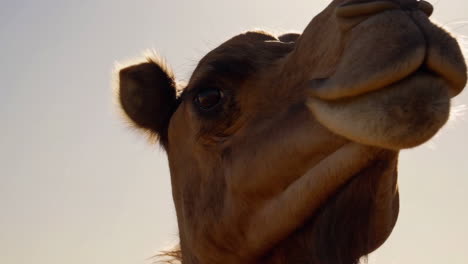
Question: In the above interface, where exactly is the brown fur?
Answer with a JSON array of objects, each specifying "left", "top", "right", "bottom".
[{"left": 117, "top": 1, "right": 466, "bottom": 263}]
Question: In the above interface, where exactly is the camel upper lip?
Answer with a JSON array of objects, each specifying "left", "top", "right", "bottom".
[
  {"left": 307, "top": 10, "right": 467, "bottom": 101},
  {"left": 306, "top": 57, "right": 462, "bottom": 102}
]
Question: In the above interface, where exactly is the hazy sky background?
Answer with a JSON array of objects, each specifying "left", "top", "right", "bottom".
[{"left": 1, "top": 1, "right": 467, "bottom": 264}]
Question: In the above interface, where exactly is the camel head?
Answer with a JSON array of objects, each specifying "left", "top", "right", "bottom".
[{"left": 117, "top": 0, "right": 467, "bottom": 263}]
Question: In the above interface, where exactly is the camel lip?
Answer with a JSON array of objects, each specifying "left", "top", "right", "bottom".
[
  {"left": 306, "top": 71, "right": 451, "bottom": 150},
  {"left": 307, "top": 62, "right": 462, "bottom": 102},
  {"left": 307, "top": 7, "right": 467, "bottom": 102},
  {"left": 364, "top": 64, "right": 460, "bottom": 99}
]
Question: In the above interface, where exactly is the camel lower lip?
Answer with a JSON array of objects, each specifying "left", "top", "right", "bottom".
[{"left": 307, "top": 72, "right": 451, "bottom": 150}]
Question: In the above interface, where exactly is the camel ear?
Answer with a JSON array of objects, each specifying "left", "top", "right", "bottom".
[
  {"left": 278, "top": 33, "right": 300, "bottom": 43},
  {"left": 118, "top": 57, "right": 178, "bottom": 145}
]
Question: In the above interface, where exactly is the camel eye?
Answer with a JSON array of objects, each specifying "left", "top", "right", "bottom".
[{"left": 194, "top": 88, "right": 224, "bottom": 110}]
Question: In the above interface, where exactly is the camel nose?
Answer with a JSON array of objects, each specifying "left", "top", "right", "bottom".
[{"left": 336, "top": 0, "right": 433, "bottom": 19}]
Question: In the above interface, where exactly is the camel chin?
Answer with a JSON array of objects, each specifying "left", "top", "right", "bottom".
[{"left": 307, "top": 72, "right": 451, "bottom": 150}]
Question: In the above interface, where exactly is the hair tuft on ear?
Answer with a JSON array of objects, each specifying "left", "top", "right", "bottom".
[{"left": 117, "top": 53, "right": 178, "bottom": 147}]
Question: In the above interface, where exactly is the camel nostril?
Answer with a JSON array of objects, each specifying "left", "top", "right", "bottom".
[
  {"left": 336, "top": 1, "right": 399, "bottom": 18},
  {"left": 418, "top": 1, "right": 434, "bottom": 17}
]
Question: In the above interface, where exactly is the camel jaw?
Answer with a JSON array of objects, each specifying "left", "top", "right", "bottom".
[{"left": 303, "top": 10, "right": 466, "bottom": 150}]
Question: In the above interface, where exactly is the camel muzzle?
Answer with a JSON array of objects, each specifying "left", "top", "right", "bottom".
[{"left": 285, "top": 0, "right": 467, "bottom": 150}]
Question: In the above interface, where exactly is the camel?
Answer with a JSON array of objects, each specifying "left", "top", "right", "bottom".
[{"left": 116, "top": 0, "right": 467, "bottom": 263}]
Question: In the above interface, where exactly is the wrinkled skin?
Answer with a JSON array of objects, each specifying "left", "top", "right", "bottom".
[{"left": 117, "top": 0, "right": 466, "bottom": 263}]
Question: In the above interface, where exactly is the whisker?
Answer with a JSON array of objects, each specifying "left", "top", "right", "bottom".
[{"left": 449, "top": 104, "right": 468, "bottom": 123}]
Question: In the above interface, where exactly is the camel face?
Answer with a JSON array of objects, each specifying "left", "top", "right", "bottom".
[{"left": 118, "top": 1, "right": 466, "bottom": 263}]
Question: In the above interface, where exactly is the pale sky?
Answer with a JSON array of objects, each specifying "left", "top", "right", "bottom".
[{"left": 1, "top": 1, "right": 467, "bottom": 264}]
